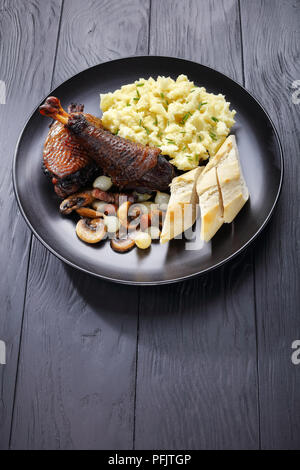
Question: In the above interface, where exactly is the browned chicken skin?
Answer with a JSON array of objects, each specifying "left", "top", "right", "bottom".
[
  {"left": 42, "top": 102, "right": 102, "bottom": 197},
  {"left": 40, "top": 97, "right": 175, "bottom": 194}
]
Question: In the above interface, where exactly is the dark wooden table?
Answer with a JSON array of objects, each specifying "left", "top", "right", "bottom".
[{"left": 0, "top": 0, "right": 299, "bottom": 450}]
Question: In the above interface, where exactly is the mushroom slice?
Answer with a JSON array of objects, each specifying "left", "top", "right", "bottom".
[
  {"left": 60, "top": 190, "right": 94, "bottom": 215},
  {"left": 117, "top": 201, "right": 132, "bottom": 228},
  {"left": 110, "top": 234, "right": 135, "bottom": 253},
  {"left": 76, "top": 218, "right": 106, "bottom": 244},
  {"left": 76, "top": 207, "right": 104, "bottom": 218}
]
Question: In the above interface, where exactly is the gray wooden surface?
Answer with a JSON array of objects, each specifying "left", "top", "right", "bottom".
[{"left": 0, "top": 0, "right": 299, "bottom": 450}]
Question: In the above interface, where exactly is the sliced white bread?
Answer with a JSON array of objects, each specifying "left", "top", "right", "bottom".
[
  {"left": 203, "top": 134, "right": 235, "bottom": 173},
  {"left": 196, "top": 135, "right": 249, "bottom": 238},
  {"left": 215, "top": 136, "right": 249, "bottom": 223},
  {"left": 196, "top": 167, "right": 224, "bottom": 242},
  {"left": 160, "top": 167, "right": 204, "bottom": 244}
]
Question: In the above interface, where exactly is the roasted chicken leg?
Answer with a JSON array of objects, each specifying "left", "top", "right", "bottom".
[
  {"left": 42, "top": 101, "right": 103, "bottom": 197},
  {"left": 40, "top": 97, "right": 174, "bottom": 192}
]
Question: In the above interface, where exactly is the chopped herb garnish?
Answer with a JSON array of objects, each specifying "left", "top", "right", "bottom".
[
  {"left": 198, "top": 135, "right": 203, "bottom": 141},
  {"left": 167, "top": 120, "right": 169, "bottom": 126},
  {"left": 209, "top": 131, "right": 217, "bottom": 141},
  {"left": 143, "top": 126, "right": 150, "bottom": 135},
  {"left": 180, "top": 131, "right": 186, "bottom": 135},
  {"left": 157, "top": 131, "right": 163, "bottom": 137},
  {"left": 126, "top": 102, "right": 131, "bottom": 106},
  {"left": 166, "top": 138, "right": 176, "bottom": 145},
  {"left": 198, "top": 101, "right": 208, "bottom": 110},
  {"left": 133, "top": 97, "right": 139, "bottom": 102},
  {"left": 180, "top": 112, "right": 192, "bottom": 125},
  {"left": 211, "top": 116, "right": 219, "bottom": 123},
  {"left": 136, "top": 89, "right": 140, "bottom": 98},
  {"left": 160, "top": 92, "right": 169, "bottom": 108},
  {"left": 153, "top": 117, "right": 158, "bottom": 125},
  {"left": 182, "top": 145, "right": 187, "bottom": 151},
  {"left": 114, "top": 129, "right": 119, "bottom": 135},
  {"left": 136, "top": 83, "right": 144, "bottom": 87}
]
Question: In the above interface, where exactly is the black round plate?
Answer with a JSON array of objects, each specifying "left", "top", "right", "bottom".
[{"left": 13, "top": 56, "right": 283, "bottom": 285}]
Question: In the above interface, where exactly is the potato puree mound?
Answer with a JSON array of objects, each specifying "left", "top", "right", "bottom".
[{"left": 100, "top": 75, "right": 236, "bottom": 171}]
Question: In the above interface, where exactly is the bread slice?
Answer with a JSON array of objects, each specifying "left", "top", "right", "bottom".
[
  {"left": 215, "top": 136, "right": 249, "bottom": 223},
  {"left": 160, "top": 167, "right": 204, "bottom": 244},
  {"left": 203, "top": 135, "right": 235, "bottom": 173},
  {"left": 196, "top": 167, "right": 224, "bottom": 242},
  {"left": 196, "top": 135, "right": 249, "bottom": 241}
]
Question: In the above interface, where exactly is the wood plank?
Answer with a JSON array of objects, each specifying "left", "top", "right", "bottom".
[
  {"left": 241, "top": 0, "right": 300, "bottom": 449},
  {"left": 53, "top": 0, "right": 150, "bottom": 88},
  {"left": 134, "top": 0, "right": 259, "bottom": 450},
  {"left": 0, "top": 0, "right": 62, "bottom": 450},
  {"left": 10, "top": 0, "right": 150, "bottom": 450}
]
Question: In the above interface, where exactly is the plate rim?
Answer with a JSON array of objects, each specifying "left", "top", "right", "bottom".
[{"left": 12, "top": 55, "right": 284, "bottom": 286}]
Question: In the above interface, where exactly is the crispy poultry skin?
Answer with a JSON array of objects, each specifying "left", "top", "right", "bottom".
[
  {"left": 40, "top": 97, "right": 175, "bottom": 193},
  {"left": 42, "top": 103, "right": 102, "bottom": 198}
]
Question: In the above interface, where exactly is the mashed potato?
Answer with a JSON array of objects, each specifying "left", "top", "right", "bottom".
[{"left": 100, "top": 75, "right": 236, "bottom": 171}]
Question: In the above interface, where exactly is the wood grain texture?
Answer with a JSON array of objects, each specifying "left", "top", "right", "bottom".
[
  {"left": 11, "top": 244, "right": 140, "bottom": 449},
  {"left": 10, "top": 0, "right": 150, "bottom": 450},
  {"left": 4, "top": 0, "right": 299, "bottom": 451},
  {"left": 241, "top": 0, "right": 300, "bottom": 449},
  {"left": 53, "top": 0, "right": 150, "bottom": 88},
  {"left": 134, "top": 0, "right": 259, "bottom": 450},
  {"left": 0, "top": 0, "right": 62, "bottom": 450},
  {"left": 149, "top": 0, "right": 243, "bottom": 81}
]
